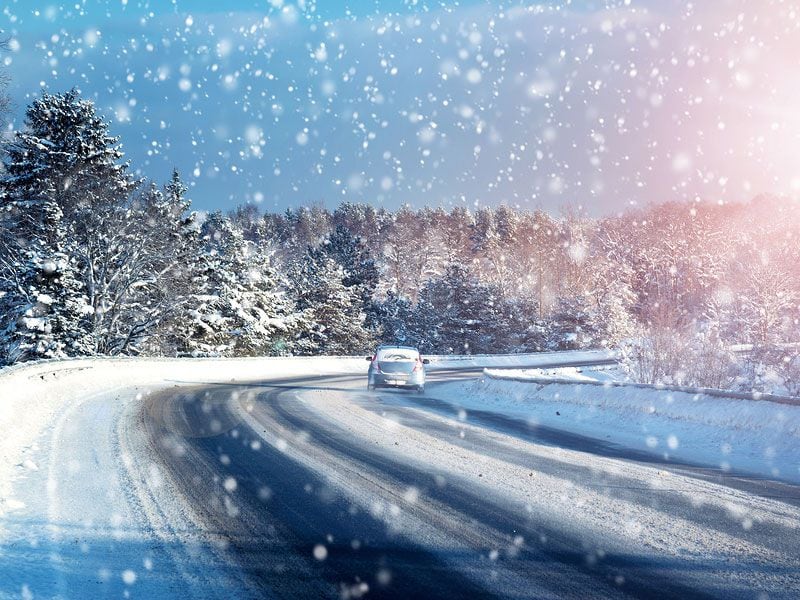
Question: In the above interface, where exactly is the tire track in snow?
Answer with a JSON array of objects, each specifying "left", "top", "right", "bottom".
[
  {"left": 258, "top": 386, "right": 722, "bottom": 599},
  {"left": 143, "top": 381, "right": 498, "bottom": 599},
  {"left": 357, "top": 389, "right": 800, "bottom": 553},
  {"left": 278, "top": 376, "right": 800, "bottom": 599},
  {"left": 119, "top": 387, "right": 260, "bottom": 599},
  {"left": 139, "top": 371, "right": 800, "bottom": 599},
  {"left": 240, "top": 388, "right": 606, "bottom": 599}
]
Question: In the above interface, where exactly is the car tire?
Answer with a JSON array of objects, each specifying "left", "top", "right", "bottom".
[{"left": 417, "top": 386, "right": 424, "bottom": 394}]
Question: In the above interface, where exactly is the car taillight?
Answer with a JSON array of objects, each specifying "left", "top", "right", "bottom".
[
  {"left": 373, "top": 359, "right": 382, "bottom": 373},
  {"left": 412, "top": 359, "right": 422, "bottom": 372}
]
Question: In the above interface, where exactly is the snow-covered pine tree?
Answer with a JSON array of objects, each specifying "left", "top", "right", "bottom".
[
  {"left": 320, "top": 223, "right": 381, "bottom": 336},
  {"left": 100, "top": 171, "right": 200, "bottom": 355},
  {"left": 501, "top": 293, "right": 547, "bottom": 353},
  {"left": 177, "top": 212, "right": 295, "bottom": 356},
  {"left": 172, "top": 212, "right": 237, "bottom": 355},
  {"left": 0, "top": 194, "right": 92, "bottom": 363},
  {"left": 289, "top": 246, "right": 373, "bottom": 356},
  {"left": 233, "top": 244, "right": 298, "bottom": 357},
  {"left": 374, "top": 291, "right": 415, "bottom": 345},
  {"left": 323, "top": 224, "right": 379, "bottom": 300},
  {"left": 545, "top": 295, "right": 595, "bottom": 350},
  {"left": 0, "top": 92, "right": 123, "bottom": 362},
  {"left": 6, "top": 90, "right": 136, "bottom": 239},
  {"left": 0, "top": 90, "right": 143, "bottom": 360},
  {"left": 331, "top": 202, "right": 388, "bottom": 256},
  {"left": 412, "top": 263, "right": 497, "bottom": 355},
  {"left": 408, "top": 283, "right": 447, "bottom": 354}
]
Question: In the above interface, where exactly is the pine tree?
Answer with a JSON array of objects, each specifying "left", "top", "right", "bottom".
[
  {"left": 4, "top": 90, "right": 136, "bottom": 230},
  {"left": 375, "top": 291, "right": 415, "bottom": 345},
  {"left": 413, "top": 264, "right": 497, "bottom": 354},
  {"left": 176, "top": 213, "right": 295, "bottom": 356},
  {"left": 289, "top": 247, "right": 373, "bottom": 355},
  {"left": 0, "top": 90, "right": 146, "bottom": 361},
  {"left": 0, "top": 196, "right": 91, "bottom": 362},
  {"left": 175, "top": 213, "right": 238, "bottom": 355},
  {"left": 546, "top": 295, "right": 595, "bottom": 350},
  {"left": 0, "top": 91, "right": 127, "bottom": 361},
  {"left": 321, "top": 223, "right": 381, "bottom": 335},
  {"left": 502, "top": 293, "right": 547, "bottom": 353},
  {"left": 233, "top": 245, "right": 298, "bottom": 357}
]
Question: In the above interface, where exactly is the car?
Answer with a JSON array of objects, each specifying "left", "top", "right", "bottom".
[{"left": 366, "top": 345, "right": 430, "bottom": 392}]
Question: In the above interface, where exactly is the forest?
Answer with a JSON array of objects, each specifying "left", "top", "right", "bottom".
[{"left": 1, "top": 90, "right": 798, "bottom": 395}]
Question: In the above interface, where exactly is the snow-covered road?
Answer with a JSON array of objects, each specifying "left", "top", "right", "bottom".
[{"left": 1, "top": 356, "right": 799, "bottom": 599}]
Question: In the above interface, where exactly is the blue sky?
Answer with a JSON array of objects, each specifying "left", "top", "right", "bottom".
[{"left": 2, "top": 1, "right": 799, "bottom": 215}]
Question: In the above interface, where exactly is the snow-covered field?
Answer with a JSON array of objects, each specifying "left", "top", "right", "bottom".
[{"left": 433, "top": 367, "right": 800, "bottom": 484}]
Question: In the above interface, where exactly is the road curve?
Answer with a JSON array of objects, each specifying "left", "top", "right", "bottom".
[{"left": 138, "top": 369, "right": 800, "bottom": 599}]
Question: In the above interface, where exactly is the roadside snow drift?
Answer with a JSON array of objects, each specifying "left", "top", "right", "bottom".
[
  {"left": 427, "top": 349, "right": 614, "bottom": 370},
  {"left": 0, "top": 356, "right": 365, "bottom": 508},
  {"left": 437, "top": 368, "right": 800, "bottom": 484}
]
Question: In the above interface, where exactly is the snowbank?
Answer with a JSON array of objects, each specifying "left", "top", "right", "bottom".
[
  {"left": 487, "top": 366, "right": 800, "bottom": 406},
  {"left": 487, "top": 364, "right": 623, "bottom": 383},
  {"left": 436, "top": 369, "right": 800, "bottom": 484},
  {"left": 0, "top": 356, "right": 365, "bottom": 515}
]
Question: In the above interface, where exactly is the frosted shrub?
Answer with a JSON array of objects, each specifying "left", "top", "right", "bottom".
[
  {"left": 740, "top": 345, "right": 800, "bottom": 397},
  {"left": 623, "top": 326, "right": 736, "bottom": 389},
  {"left": 685, "top": 329, "right": 738, "bottom": 390},
  {"left": 621, "top": 327, "right": 690, "bottom": 385}
]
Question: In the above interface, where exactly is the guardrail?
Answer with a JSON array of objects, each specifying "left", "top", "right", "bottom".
[{"left": 0, "top": 354, "right": 370, "bottom": 386}]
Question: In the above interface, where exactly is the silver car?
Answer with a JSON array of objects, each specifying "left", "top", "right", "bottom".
[{"left": 366, "top": 345, "right": 430, "bottom": 392}]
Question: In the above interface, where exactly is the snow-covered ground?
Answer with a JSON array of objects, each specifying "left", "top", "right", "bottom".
[
  {"left": 1, "top": 351, "right": 799, "bottom": 597},
  {"left": 1, "top": 350, "right": 590, "bottom": 539},
  {"left": 0, "top": 356, "right": 371, "bottom": 598},
  {"left": 0, "top": 351, "right": 608, "bottom": 534},
  {"left": 432, "top": 367, "right": 800, "bottom": 484}
]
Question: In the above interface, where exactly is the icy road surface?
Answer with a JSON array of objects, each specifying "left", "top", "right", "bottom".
[{"left": 2, "top": 362, "right": 799, "bottom": 599}]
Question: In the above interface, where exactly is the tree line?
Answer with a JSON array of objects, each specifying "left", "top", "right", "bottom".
[{"left": 1, "top": 90, "right": 798, "bottom": 394}]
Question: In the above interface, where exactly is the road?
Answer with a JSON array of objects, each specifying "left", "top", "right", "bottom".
[{"left": 135, "top": 367, "right": 800, "bottom": 599}]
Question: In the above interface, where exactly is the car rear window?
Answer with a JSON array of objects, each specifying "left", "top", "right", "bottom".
[{"left": 377, "top": 348, "right": 419, "bottom": 361}]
